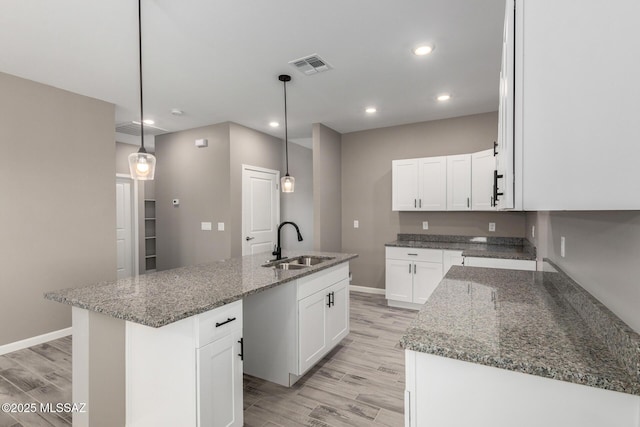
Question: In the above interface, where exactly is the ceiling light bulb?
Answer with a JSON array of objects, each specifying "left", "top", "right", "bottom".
[
  {"left": 269, "top": 121, "right": 280, "bottom": 127},
  {"left": 136, "top": 157, "right": 150, "bottom": 174},
  {"left": 365, "top": 107, "right": 377, "bottom": 114},
  {"left": 437, "top": 94, "right": 451, "bottom": 101},
  {"left": 143, "top": 119, "right": 155, "bottom": 125},
  {"left": 413, "top": 45, "right": 434, "bottom": 56}
]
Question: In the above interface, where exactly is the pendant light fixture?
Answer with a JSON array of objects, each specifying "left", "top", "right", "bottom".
[
  {"left": 128, "top": 0, "right": 156, "bottom": 180},
  {"left": 279, "top": 74, "right": 294, "bottom": 193}
]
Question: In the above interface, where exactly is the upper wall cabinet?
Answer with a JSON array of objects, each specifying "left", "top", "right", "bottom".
[
  {"left": 447, "top": 154, "right": 471, "bottom": 211},
  {"left": 471, "top": 149, "right": 496, "bottom": 211},
  {"left": 392, "top": 150, "right": 495, "bottom": 212},
  {"left": 392, "top": 157, "right": 447, "bottom": 211},
  {"left": 497, "top": 0, "right": 640, "bottom": 210}
]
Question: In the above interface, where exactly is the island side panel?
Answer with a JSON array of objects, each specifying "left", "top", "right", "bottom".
[{"left": 72, "top": 307, "right": 125, "bottom": 427}]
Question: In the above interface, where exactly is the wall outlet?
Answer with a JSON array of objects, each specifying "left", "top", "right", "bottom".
[
  {"left": 532, "top": 225, "right": 535, "bottom": 238},
  {"left": 353, "top": 220, "right": 359, "bottom": 229},
  {"left": 422, "top": 221, "right": 429, "bottom": 230},
  {"left": 195, "top": 138, "right": 208, "bottom": 148},
  {"left": 560, "top": 236, "right": 566, "bottom": 257},
  {"left": 201, "top": 222, "right": 212, "bottom": 231},
  {"left": 217, "top": 222, "right": 225, "bottom": 231},
  {"left": 489, "top": 222, "right": 496, "bottom": 232}
]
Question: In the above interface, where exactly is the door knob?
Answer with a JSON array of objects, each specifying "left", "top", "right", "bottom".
[{"left": 245, "top": 236, "right": 255, "bottom": 241}]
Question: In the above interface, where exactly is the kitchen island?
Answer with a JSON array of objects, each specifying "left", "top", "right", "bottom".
[
  {"left": 45, "top": 250, "right": 356, "bottom": 427},
  {"left": 401, "top": 262, "right": 640, "bottom": 426}
]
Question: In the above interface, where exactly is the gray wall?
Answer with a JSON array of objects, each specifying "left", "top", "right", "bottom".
[
  {"left": 312, "top": 123, "right": 343, "bottom": 252},
  {"left": 0, "top": 72, "right": 116, "bottom": 346},
  {"left": 229, "top": 123, "right": 283, "bottom": 257},
  {"left": 154, "top": 123, "right": 232, "bottom": 270},
  {"left": 341, "top": 112, "right": 526, "bottom": 289},
  {"left": 281, "top": 143, "right": 314, "bottom": 251},
  {"left": 154, "top": 122, "right": 284, "bottom": 269},
  {"left": 526, "top": 211, "right": 640, "bottom": 333}
]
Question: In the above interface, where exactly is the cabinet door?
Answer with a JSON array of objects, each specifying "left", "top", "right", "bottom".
[
  {"left": 413, "top": 261, "right": 444, "bottom": 304},
  {"left": 298, "top": 290, "right": 329, "bottom": 374},
  {"left": 327, "top": 279, "right": 349, "bottom": 348},
  {"left": 197, "top": 330, "right": 243, "bottom": 427},
  {"left": 446, "top": 154, "right": 472, "bottom": 211},
  {"left": 392, "top": 159, "right": 419, "bottom": 211},
  {"left": 385, "top": 259, "right": 413, "bottom": 302},
  {"left": 471, "top": 149, "right": 497, "bottom": 210},
  {"left": 418, "top": 157, "right": 447, "bottom": 210},
  {"left": 443, "top": 251, "right": 464, "bottom": 275}
]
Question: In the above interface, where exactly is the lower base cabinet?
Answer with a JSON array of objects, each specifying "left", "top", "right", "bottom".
[
  {"left": 405, "top": 350, "right": 640, "bottom": 427},
  {"left": 126, "top": 300, "right": 244, "bottom": 427},
  {"left": 385, "top": 248, "right": 463, "bottom": 309},
  {"left": 244, "top": 263, "right": 350, "bottom": 387}
]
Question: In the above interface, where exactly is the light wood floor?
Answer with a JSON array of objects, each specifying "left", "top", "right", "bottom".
[{"left": 0, "top": 291, "right": 414, "bottom": 427}]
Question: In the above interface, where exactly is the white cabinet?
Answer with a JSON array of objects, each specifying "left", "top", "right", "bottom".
[
  {"left": 197, "top": 330, "right": 243, "bottom": 427},
  {"left": 471, "top": 149, "right": 497, "bottom": 210},
  {"left": 419, "top": 157, "right": 447, "bottom": 210},
  {"left": 443, "top": 250, "right": 464, "bottom": 274},
  {"left": 243, "top": 263, "right": 350, "bottom": 387},
  {"left": 126, "top": 300, "right": 243, "bottom": 427},
  {"left": 392, "top": 157, "right": 446, "bottom": 211},
  {"left": 299, "top": 278, "right": 349, "bottom": 373},
  {"left": 392, "top": 150, "right": 497, "bottom": 212},
  {"left": 385, "top": 247, "right": 443, "bottom": 309},
  {"left": 498, "top": 0, "right": 640, "bottom": 210},
  {"left": 446, "top": 154, "right": 471, "bottom": 211}
]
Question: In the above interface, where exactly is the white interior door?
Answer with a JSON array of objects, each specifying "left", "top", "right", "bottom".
[
  {"left": 116, "top": 176, "right": 136, "bottom": 279},
  {"left": 242, "top": 165, "right": 280, "bottom": 256}
]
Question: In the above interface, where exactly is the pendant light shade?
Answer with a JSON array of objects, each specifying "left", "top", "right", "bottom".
[
  {"left": 129, "top": 0, "right": 156, "bottom": 181},
  {"left": 279, "top": 74, "right": 294, "bottom": 193}
]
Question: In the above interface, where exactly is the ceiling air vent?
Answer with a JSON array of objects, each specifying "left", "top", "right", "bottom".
[
  {"left": 289, "top": 54, "right": 332, "bottom": 75},
  {"left": 115, "top": 121, "right": 168, "bottom": 136}
]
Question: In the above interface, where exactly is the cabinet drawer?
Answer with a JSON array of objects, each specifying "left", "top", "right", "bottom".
[
  {"left": 386, "top": 247, "right": 442, "bottom": 263},
  {"left": 196, "top": 300, "right": 243, "bottom": 348},
  {"left": 297, "top": 263, "right": 349, "bottom": 301}
]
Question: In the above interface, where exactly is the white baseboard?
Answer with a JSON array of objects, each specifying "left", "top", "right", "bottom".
[
  {"left": 349, "top": 285, "right": 385, "bottom": 295},
  {"left": 0, "top": 327, "right": 72, "bottom": 356},
  {"left": 387, "top": 300, "right": 422, "bottom": 311}
]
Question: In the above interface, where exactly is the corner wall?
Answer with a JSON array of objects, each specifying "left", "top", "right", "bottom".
[
  {"left": 526, "top": 211, "right": 640, "bottom": 333},
  {"left": 312, "top": 123, "right": 342, "bottom": 252},
  {"left": 0, "top": 71, "right": 116, "bottom": 345},
  {"left": 340, "top": 112, "right": 526, "bottom": 290}
]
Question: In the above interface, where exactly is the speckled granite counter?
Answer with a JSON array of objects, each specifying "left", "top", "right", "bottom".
[
  {"left": 45, "top": 251, "right": 357, "bottom": 328},
  {"left": 386, "top": 234, "right": 536, "bottom": 260},
  {"left": 400, "top": 264, "right": 640, "bottom": 395}
]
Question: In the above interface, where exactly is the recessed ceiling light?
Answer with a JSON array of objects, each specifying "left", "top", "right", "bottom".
[
  {"left": 143, "top": 119, "right": 155, "bottom": 125},
  {"left": 437, "top": 94, "right": 451, "bottom": 101},
  {"left": 365, "top": 107, "right": 377, "bottom": 114},
  {"left": 269, "top": 121, "right": 280, "bottom": 127},
  {"left": 413, "top": 45, "right": 434, "bottom": 56}
]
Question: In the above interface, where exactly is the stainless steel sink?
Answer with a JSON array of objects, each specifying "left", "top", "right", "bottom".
[
  {"left": 286, "top": 255, "right": 335, "bottom": 266},
  {"left": 262, "top": 255, "right": 335, "bottom": 270}
]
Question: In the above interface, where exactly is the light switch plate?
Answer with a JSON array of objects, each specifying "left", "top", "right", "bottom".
[
  {"left": 561, "top": 236, "right": 566, "bottom": 257},
  {"left": 532, "top": 225, "right": 535, "bottom": 238},
  {"left": 353, "top": 220, "right": 359, "bottom": 229},
  {"left": 422, "top": 221, "right": 429, "bottom": 230},
  {"left": 201, "top": 222, "right": 212, "bottom": 231},
  {"left": 489, "top": 222, "right": 496, "bottom": 232},
  {"left": 217, "top": 222, "right": 224, "bottom": 231}
]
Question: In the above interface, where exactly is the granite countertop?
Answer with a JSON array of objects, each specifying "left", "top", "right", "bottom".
[
  {"left": 400, "top": 266, "right": 640, "bottom": 395},
  {"left": 45, "top": 251, "right": 357, "bottom": 328},
  {"left": 385, "top": 234, "right": 536, "bottom": 260}
]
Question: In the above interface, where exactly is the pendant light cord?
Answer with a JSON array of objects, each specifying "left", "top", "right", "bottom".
[
  {"left": 283, "top": 79, "right": 289, "bottom": 175},
  {"left": 138, "top": 0, "right": 145, "bottom": 151}
]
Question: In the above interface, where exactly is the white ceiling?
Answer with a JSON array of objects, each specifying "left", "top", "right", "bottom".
[{"left": 0, "top": 0, "right": 504, "bottom": 140}]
